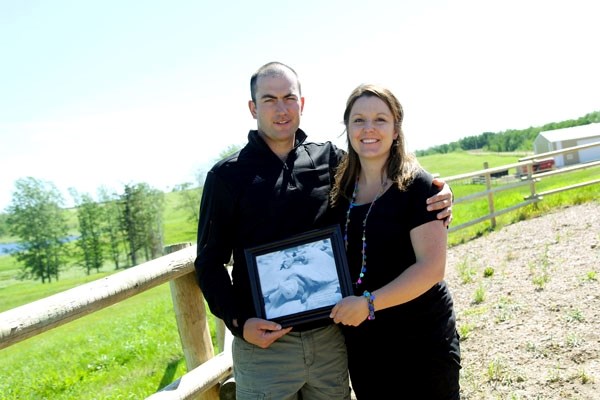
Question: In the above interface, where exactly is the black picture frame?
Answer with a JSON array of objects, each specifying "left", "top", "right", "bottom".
[{"left": 244, "top": 225, "right": 353, "bottom": 328}]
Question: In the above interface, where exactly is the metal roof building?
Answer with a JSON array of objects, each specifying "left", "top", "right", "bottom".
[{"left": 534, "top": 123, "right": 600, "bottom": 167}]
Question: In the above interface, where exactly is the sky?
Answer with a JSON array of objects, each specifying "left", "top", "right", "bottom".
[{"left": 1, "top": 0, "right": 599, "bottom": 211}]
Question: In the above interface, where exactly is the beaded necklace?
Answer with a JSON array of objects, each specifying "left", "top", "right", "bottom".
[{"left": 344, "top": 177, "right": 387, "bottom": 287}]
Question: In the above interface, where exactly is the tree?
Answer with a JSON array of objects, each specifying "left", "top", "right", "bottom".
[
  {"left": 119, "top": 183, "right": 165, "bottom": 266},
  {"left": 143, "top": 185, "right": 165, "bottom": 260},
  {"left": 0, "top": 213, "right": 8, "bottom": 237},
  {"left": 71, "top": 190, "right": 104, "bottom": 275},
  {"left": 6, "top": 177, "right": 69, "bottom": 283},
  {"left": 174, "top": 182, "right": 202, "bottom": 224},
  {"left": 218, "top": 144, "right": 241, "bottom": 160},
  {"left": 98, "top": 187, "right": 125, "bottom": 270}
]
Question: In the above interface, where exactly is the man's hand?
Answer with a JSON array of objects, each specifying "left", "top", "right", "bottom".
[
  {"left": 242, "top": 317, "right": 292, "bottom": 348},
  {"left": 428, "top": 178, "right": 453, "bottom": 228}
]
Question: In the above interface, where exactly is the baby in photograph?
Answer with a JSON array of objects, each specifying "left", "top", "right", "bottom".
[{"left": 262, "top": 244, "right": 341, "bottom": 319}]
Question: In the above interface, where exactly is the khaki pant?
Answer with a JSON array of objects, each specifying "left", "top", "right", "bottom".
[{"left": 232, "top": 324, "right": 351, "bottom": 400}]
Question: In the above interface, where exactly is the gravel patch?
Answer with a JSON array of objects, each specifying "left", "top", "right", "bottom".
[{"left": 446, "top": 201, "right": 600, "bottom": 399}]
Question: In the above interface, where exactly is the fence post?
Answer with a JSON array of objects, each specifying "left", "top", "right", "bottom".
[
  {"left": 483, "top": 162, "right": 496, "bottom": 229},
  {"left": 165, "top": 243, "right": 220, "bottom": 400},
  {"left": 527, "top": 162, "right": 537, "bottom": 198}
]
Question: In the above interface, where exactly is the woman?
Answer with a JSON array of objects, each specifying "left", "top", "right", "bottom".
[{"left": 330, "top": 84, "right": 461, "bottom": 399}]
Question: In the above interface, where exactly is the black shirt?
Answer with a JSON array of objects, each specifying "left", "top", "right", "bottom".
[
  {"left": 339, "top": 168, "right": 457, "bottom": 346},
  {"left": 194, "top": 129, "right": 344, "bottom": 337}
]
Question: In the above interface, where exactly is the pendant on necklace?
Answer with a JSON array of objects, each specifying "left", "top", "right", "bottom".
[{"left": 344, "top": 177, "right": 387, "bottom": 287}]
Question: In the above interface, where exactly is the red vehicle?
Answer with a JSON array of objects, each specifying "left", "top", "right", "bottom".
[{"left": 517, "top": 157, "right": 555, "bottom": 177}]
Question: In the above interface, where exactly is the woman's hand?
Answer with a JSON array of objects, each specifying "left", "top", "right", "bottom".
[{"left": 330, "top": 296, "right": 369, "bottom": 326}]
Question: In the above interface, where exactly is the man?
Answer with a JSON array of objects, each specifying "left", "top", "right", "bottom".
[{"left": 194, "top": 61, "right": 453, "bottom": 399}]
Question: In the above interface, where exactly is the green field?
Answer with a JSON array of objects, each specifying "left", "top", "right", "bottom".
[{"left": 0, "top": 151, "right": 598, "bottom": 399}]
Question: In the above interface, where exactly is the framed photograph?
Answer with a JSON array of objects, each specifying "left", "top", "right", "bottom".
[{"left": 244, "top": 225, "right": 353, "bottom": 328}]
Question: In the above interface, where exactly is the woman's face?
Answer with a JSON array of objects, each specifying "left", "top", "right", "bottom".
[{"left": 347, "top": 95, "right": 398, "bottom": 161}]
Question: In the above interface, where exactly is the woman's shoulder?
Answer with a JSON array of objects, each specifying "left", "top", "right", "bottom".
[
  {"left": 404, "top": 167, "right": 434, "bottom": 191},
  {"left": 414, "top": 166, "right": 434, "bottom": 181}
]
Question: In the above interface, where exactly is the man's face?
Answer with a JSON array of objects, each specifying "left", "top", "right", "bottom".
[{"left": 249, "top": 71, "right": 304, "bottom": 146}]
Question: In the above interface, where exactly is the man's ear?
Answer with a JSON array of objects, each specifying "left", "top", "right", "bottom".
[{"left": 248, "top": 100, "right": 257, "bottom": 119}]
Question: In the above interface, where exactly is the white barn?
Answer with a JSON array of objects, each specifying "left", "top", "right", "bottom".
[{"left": 534, "top": 123, "right": 600, "bottom": 167}]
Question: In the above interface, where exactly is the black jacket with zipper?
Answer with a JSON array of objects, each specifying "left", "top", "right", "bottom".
[{"left": 194, "top": 129, "right": 344, "bottom": 338}]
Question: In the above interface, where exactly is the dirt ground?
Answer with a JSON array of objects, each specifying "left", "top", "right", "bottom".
[{"left": 445, "top": 201, "right": 600, "bottom": 399}]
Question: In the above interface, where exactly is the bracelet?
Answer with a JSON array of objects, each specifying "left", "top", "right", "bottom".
[{"left": 363, "top": 290, "right": 376, "bottom": 320}]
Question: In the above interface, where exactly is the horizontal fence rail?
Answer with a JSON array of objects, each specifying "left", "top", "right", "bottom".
[
  {"left": 1, "top": 141, "right": 598, "bottom": 399},
  {"left": 0, "top": 246, "right": 197, "bottom": 350}
]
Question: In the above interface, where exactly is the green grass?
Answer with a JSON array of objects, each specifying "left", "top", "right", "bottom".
[
  {"left": 0, "top": 285, "right": 188, "bottom": 399},
  {"left": 161, "top": 190, "right": 200, "bottom": 245},
  {"left": 0, "top": 269, "right": 114, "bottom": 312},
  {"left": 419, "top": 150, "right": 531, "bottom": 177},
  {"left": 0, "top": 151, "right": 598, "bottom": 398},
  {"left": 0, "top": 254, "right": 20, "bottom": 287}
]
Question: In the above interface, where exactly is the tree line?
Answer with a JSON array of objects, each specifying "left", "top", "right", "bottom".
[
  {"left": 4, "top": 177, "right": 170, "bottom": 283},
  {"left": 0, "top": 145, "right": 245, "bottom": 284},
  {"left": 416, "top": 110, "right": 600, "bottom": 156}
]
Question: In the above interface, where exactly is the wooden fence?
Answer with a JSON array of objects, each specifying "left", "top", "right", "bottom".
[
  {"left": 441, "top": 141, "right": 600, "bottom": 233},
  {"left": 1, "top": 142, "right": 598, "bottom": 399},
  {"left": 0, "top": 243, "right": 231, "bottom": 400}
]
